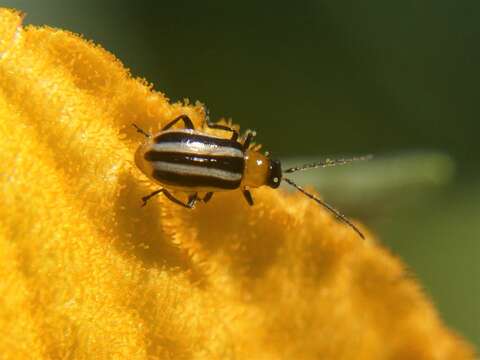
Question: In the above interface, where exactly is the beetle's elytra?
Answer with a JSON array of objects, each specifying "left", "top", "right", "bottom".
[{"left": 133, "top": 114, "right": 369, "bottom": 239}]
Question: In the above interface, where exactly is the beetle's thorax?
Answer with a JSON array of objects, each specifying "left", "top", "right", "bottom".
[{"left": 242, "top": 150, "right": 281, "bottom": 188}]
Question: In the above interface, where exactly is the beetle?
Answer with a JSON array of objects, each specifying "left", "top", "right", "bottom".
[{"left": 133, "top": 114, "right": 369, "bottom": 239}]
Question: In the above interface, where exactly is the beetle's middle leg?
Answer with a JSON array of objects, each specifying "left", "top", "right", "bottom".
[
  {"left": 202, "top": 105, "right": 240, "bottom": 141},
  {"left": 205, "top": 121, "right": 239, "bottom": 141},
  {"left": 141, "top": 188, "right": 163, "bottom": 206},
  {"left": 162, "top": 115, "right": 195, "bottom": 131}
]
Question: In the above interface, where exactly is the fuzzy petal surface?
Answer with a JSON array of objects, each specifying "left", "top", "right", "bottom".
[{"left": 0, "top": 8, "right": 474, "bottom": 360}]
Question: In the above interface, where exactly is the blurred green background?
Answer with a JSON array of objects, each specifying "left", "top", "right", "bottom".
[{"left": 5, "top": 0, "right": 479, "bottom": 347}]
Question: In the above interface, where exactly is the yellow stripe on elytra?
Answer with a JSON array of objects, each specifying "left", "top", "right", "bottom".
[{"left": 152, "top": 161, "right": 242, "bottom": 181}]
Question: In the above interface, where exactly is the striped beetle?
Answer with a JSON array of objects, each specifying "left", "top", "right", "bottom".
[{"left": 133, "top": 114, "right": 369, "bottom": 239}]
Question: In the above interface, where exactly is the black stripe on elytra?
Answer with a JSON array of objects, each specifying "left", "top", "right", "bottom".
[
  {"left": 144, "top": 151, "right": 245, "bottom": 174},
  {"left": 152, "top": 170, "right": 241, "bottom": 189},
  {"left": 154, "top": 131, "right": 243, "bottom": 151}
]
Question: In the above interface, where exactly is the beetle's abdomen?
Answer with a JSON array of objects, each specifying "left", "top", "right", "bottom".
[{"left": 145, "top": 130, "right": 245, "bottom": 190}]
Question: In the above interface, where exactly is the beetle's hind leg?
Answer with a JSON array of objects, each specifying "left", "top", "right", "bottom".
[
  {"left": 162, "top": 114, "right": 195, "bottom": 130},
  {"left": 141, "top": 189, "right": 198, "bottom": 209},
  {"left": 141, "top": 189, "right": 163, "bottom": 207}
]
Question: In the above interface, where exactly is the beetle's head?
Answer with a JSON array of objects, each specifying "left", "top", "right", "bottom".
[{"left": 266, "top": 159, "right": 282, "bottom": 188}]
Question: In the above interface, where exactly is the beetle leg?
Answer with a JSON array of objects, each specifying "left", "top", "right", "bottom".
[
  {"left": 132, "top": 123, "right": 151, "bottom": 138},
  {"left": 243, "top": 132, "right": 255, "bottom": 150},
  {"left": 142, "top": 189, "right": 197, "bottom": 209},
  {"left": 203, "top": 192, "right": 214, "bottom": 203},
  {"left": 163, "top": 191, "right": 198, "bottom": 209},
  {"left": 186, "top": 193, "right": 198, "bottom": 208},
  {"left": 141, "top": 188, "right": 163, "bottom": 206},
  {"left": 242, "top": 189, "right": 254, "bottom": 206},
  {"left": 206, "top": 121, "right": 239, "bottom": 141},
  {"left": 162, "top": 114, "right": 195, "bottom": 130}
]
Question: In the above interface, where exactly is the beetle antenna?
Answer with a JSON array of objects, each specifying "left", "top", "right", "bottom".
[
  {"left": 284, "top": 155, "right": 372, "bottom": 174},
  {"left": 283, "top": 177, "right": 365, "bottom": 239}
]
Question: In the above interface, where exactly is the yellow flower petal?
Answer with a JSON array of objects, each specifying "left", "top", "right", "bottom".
[{"left": 0, "top": 8, "right": 474, "bottom": 359}]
